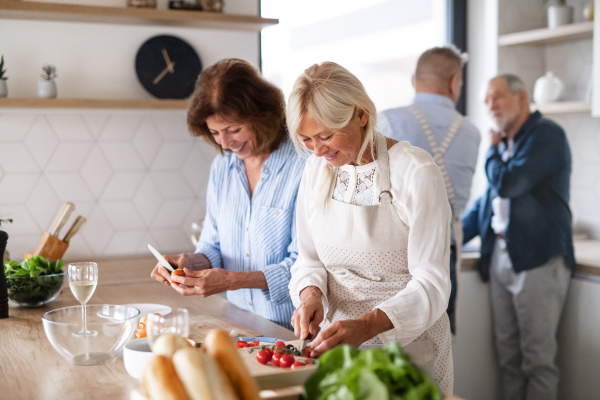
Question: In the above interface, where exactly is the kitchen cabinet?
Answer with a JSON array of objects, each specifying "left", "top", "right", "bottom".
[
  {"left": 0, "top": 0, "right": 277, "bottom": 109},
  {"left": 497, "top": 8, "right": 596, "bottom": 116}
]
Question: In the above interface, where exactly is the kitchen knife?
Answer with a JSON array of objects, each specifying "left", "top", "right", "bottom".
[
  {"left": 147, "top": 244, "right": 175, "bottom": 272},
  {"left": 62, "top": 216, "right": 86, "bottom": 244},
  {"left": 301, "top": 333, "right": 312, "bottom": 354},
  {"left": 48, "top": 202, "right": 75, "bottom": 237}
]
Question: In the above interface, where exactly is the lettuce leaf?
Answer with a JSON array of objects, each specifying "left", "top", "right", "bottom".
[{"left": 303, "top": 342, "right": 443, "bottom": 400}]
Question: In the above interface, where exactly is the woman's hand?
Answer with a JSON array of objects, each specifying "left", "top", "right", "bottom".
[
  {"left": 308, "top": 309, "right": 393, "bottom": 357},
  {"left": 291, "top": 286, "right": 325, "bottom": 341},
  {"left": 169, "top": 268, "right": 232, "bottom": 297},
  {"left": 150, "top": 253, "right": 210, "bottom": 286}
]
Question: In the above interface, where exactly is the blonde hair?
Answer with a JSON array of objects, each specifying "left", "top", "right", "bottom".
[{"left": 286, "top": 62, "right": 378, "bottom": 209}]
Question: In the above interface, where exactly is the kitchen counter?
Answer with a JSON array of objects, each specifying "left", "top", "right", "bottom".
[
  {"left": 0, "top": 256, "right": 296, "bottom": 400},
  {"left": 461, "top": 239, "right": 600, "bottom": 276}
]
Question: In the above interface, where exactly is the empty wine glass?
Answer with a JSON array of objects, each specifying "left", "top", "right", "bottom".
[
  {"left": 146, "top": 308, "right": 190, "bottom": 349},
  {"left": 68, "top": 262, "right": 98, "bottom": 337}
]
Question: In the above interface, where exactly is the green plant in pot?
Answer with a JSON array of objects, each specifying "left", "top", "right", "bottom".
[
  {"left": 0, "top": 55, "right": 8, "bottom": 98},
  {"left": 38, "top": 64, "right": 58, "bottom": 98}
]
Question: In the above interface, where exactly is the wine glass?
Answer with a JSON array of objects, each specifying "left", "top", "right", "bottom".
[
  {"left": 190, "top": 220, "right": 204, "bottom": 246},
  {"left": 68, "top": 262, "right": 99, "bottom": 337},
  {"left": 146, "top": 308, "right": 190, "bottom": 349}
]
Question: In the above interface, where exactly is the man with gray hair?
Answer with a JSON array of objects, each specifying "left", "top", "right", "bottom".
[
  {"left": 381, "top": 46, "right": 481, "bottom": 333},
  {"left": 462, "top": 74, "right": 574, "bottom": 399}
]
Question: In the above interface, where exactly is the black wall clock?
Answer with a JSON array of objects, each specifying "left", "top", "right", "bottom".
[{"left": 135, "top": 35, "right": 202, "bottom": 99}]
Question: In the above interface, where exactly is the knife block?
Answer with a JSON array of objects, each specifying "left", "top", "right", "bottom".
[{"left": 33, "top": 232, "right": 68, "bottom": 261}]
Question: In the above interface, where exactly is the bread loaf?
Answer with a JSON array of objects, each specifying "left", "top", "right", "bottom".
[{"left": 142, "top": 354, "right": 190, "bottom": 400}]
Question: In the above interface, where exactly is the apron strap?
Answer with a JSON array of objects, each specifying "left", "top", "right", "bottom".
[
  {"left": 408, "top": 106, "right": 464, "bottom": 270},
  {"left": 374, "top": 132, "right": 393, "bottom": 204}
]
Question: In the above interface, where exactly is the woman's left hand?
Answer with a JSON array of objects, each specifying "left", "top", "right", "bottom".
[
  {"left": 169, "top": 268, "right": 231, "bottom": 297},
  {"left": 308, "top": 319, "right": 372, "bottom": 357}
]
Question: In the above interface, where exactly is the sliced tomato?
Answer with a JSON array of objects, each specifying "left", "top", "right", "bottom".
[
  {"left": 291, "top": 361, "right": 304, "bottom": 369},
  {"left": 250, "top": 339, "right": 260, "bottom": 347},
  {"left": 279, "top": 354, "right": 295, "bottom": 368},
  {"left": 235, "top": 340, "right": 248, "bottom": 348}
]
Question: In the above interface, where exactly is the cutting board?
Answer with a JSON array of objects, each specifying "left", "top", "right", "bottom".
[
  {"left": 188, "top": 315, "right": 262, "bottom": 345},
  {"left": 239, "top": 339, "right": 317, "bottom": 397}
]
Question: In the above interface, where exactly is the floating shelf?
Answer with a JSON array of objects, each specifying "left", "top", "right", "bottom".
[
  {"left": 498, "top": 21, "right": 593, "bottom": 47},
  {"left": 0, "top": 0, "right": 278, "bottom": 31},
  {"left": 0, "top": 98, "right": 189, "bottom": 109},
  {"left": 530, "top": 101, "right": 591, "bottom": 114}
]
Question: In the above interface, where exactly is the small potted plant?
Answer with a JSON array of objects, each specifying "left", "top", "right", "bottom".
[
  {"left": 38, "top": 64, "right": 58, "bottom": 98},
  {"left": 547, "top": 0, "right": 573, "bottom": 29},
  {"left": 0, "top": 55, "right": 7, "bottom": 98}
]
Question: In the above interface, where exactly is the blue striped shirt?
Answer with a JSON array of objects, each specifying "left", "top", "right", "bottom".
[{"left": 195, "top": 139, "right": 305, "bottom": 330}]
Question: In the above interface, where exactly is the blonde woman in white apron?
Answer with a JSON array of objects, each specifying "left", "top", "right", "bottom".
[{"left": 286, "top": 62, "right": 454, "bottom": 393}]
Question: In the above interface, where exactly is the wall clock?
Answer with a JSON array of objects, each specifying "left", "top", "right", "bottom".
[{"left": 135, "top": 35, "right": 202, "bottom": 99}]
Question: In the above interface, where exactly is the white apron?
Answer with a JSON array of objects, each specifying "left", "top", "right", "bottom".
[{"left": 310, "top": 133, "right": 453, "bottom": 393}]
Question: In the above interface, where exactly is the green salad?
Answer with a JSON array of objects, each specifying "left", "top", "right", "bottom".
[
  {"left": 4, "top": 255, "right": 66, "bottom": 304},
  {"left": 303, "top": 342, "right": 443, "bottom": 400}
]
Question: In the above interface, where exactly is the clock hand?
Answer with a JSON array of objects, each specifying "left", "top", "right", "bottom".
[
  {"left": 162, "top": 48, "right": 175, "bottom": 73},
  {"left": 152, "top": 61, "right": 176, "bottom": 85}
]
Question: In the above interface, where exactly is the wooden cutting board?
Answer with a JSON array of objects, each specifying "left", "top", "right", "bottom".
[
  {"left": 239, "top": 339, "right": 317, "bottom": 392},
  {"left": 188, "top": 315, "right": 262, "bottom": 344}
]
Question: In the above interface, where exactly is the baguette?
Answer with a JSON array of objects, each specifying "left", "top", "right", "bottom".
[
  {"left": 173, "top": 348, "right": 239, "bottom": 400},
  {"left": 142, "top": 354, "right": 190, "bottom": 400},
  {"left": 152, "top": 333, "right": 191, "bottom": 357},
  {"left": 204, "top": 329, "right": 261, "bottom": 400}
]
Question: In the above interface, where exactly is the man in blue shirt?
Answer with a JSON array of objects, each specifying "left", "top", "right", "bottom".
[
  {"left": 462, "top": 74, "right": 573, "bottom": 400},
  {"left": 381, "top": 46, "right": 481, "bottom": 333}
]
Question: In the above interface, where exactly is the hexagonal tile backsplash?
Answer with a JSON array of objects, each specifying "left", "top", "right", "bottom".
[{"left": 0, "top": 111, "right": 217, "bottom": 261}]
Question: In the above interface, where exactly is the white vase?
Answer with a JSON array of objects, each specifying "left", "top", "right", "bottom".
[
  {"left": 548, "top": 5, "right": 573, "bottom": 29},
  {"left": 37, "top": 80, "right": 57, "bottom": 98},
  {"left": 0, "top": 80, "right": 7, "bottom": 98},
  {"left": 533, "top": 72, "right": 564, "bottom": 104}
]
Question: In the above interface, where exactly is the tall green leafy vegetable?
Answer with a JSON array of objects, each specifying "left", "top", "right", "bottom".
[
  {"left": 4, "top": 255, "right": 65, "bottom": 303},
  {"left": 303, "top": 343, "right": 443, "bottom": 400}
]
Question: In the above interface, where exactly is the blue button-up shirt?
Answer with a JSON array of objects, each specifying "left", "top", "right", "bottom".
[
  {"left": 381, "top": 93, "right": 481, "bottom": 219},
  {"left": 195, "top": 139, "right": 305, "bottom": 330}
]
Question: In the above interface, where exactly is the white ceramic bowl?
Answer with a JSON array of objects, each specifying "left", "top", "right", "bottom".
[
  {"left": 123, "top": 337, "right": 154, "bottom": 380},
  {"left": 42, "top": 304, "right": 141, "bottom": 366}
]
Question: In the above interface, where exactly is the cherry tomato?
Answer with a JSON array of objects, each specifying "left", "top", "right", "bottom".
[
  {"left": 236, "top": 340, "right": 248, "bottom": 348},
  {"left": 279, "top": 354, "right": 295, "bottom": 368},
  {"left": 291, "top": 361, "right": 304, "bottom": 369},
  {"left": 256, "top": 350, "right": 272, "bottom": 365},
  {"left": 302, "top": 345, "right": 313, "bottom": 357},
  {"left": 271, "top": 352, "right": 283, "bottom": 367},
  {"left": 274, "top": 341, "right": 285, "bottom": 347},
  {"left": 264, "top": 346, "right": 273, "bottom": 355},
  {"left": 172, "top": 269, "right": 185, "bottom": 276},
  {"left": 250, "top": 339, "right": 260, "bottom": 347}
]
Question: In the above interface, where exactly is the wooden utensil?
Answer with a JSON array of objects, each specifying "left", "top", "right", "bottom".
[
  {"left": 63, "top": 216, "right": 86, "bottom": 244},
  {"left": 48, "top": 202, "right": 75, "bottom": 237}
]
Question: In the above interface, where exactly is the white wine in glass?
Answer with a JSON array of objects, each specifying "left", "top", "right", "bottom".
[{"left": 68, "top": 262, "right": 98, "bottom": 337}]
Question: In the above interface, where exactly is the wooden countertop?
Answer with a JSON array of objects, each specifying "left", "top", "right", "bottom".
[
  {"left": 0, "top": 256, "right": 296, "bottom": 400},
  {"left": 462, "top": 239, "right": 600, "bottom": 276}
]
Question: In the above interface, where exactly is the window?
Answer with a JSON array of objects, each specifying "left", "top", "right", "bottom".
[{"left": 261, "top": 0, "right": 449, "bottom": 111}]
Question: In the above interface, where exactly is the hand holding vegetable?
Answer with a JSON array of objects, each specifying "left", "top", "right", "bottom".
[{"left": 307, "top": 308, "right": 394, "bottom": 358}]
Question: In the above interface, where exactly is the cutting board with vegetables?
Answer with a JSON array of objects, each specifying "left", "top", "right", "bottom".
[
  {"left": 188, "top": 315, "right": 262, "bottom": 344},
  {"left": 239, "top": 339, "right": 317, "bottom": 394}
]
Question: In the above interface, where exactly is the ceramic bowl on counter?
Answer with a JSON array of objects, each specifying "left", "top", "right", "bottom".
[
  {"left": 6, "top": 272, "right": 65, "bottom": 307},
  {"left": 124, "top": 337, "right": 154, "bottom": 379},
  {"left": 42, "top": 304, "right": 141, "bottom": 366}
]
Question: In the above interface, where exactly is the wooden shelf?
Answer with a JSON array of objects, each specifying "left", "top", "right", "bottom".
[
  {"left": 498, "top": 21, "right": 593, "bottom": 47},
  {"left": 0, "top": 98, "right": 189, "bottom": 109},
  {"left": 530, "top": 101, "right": 591, "bottom": 114},
  {"left": 0, "top": 0, "right": 278, "bottom": 31}
]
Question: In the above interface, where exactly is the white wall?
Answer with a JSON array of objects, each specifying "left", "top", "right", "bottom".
[{"left": 0, "top": 1, "right": 260, "bottom": 260}]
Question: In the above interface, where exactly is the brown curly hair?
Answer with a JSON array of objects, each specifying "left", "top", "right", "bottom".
[{"left": 187, "top": 58, "right": 287, "bottom": 155}]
